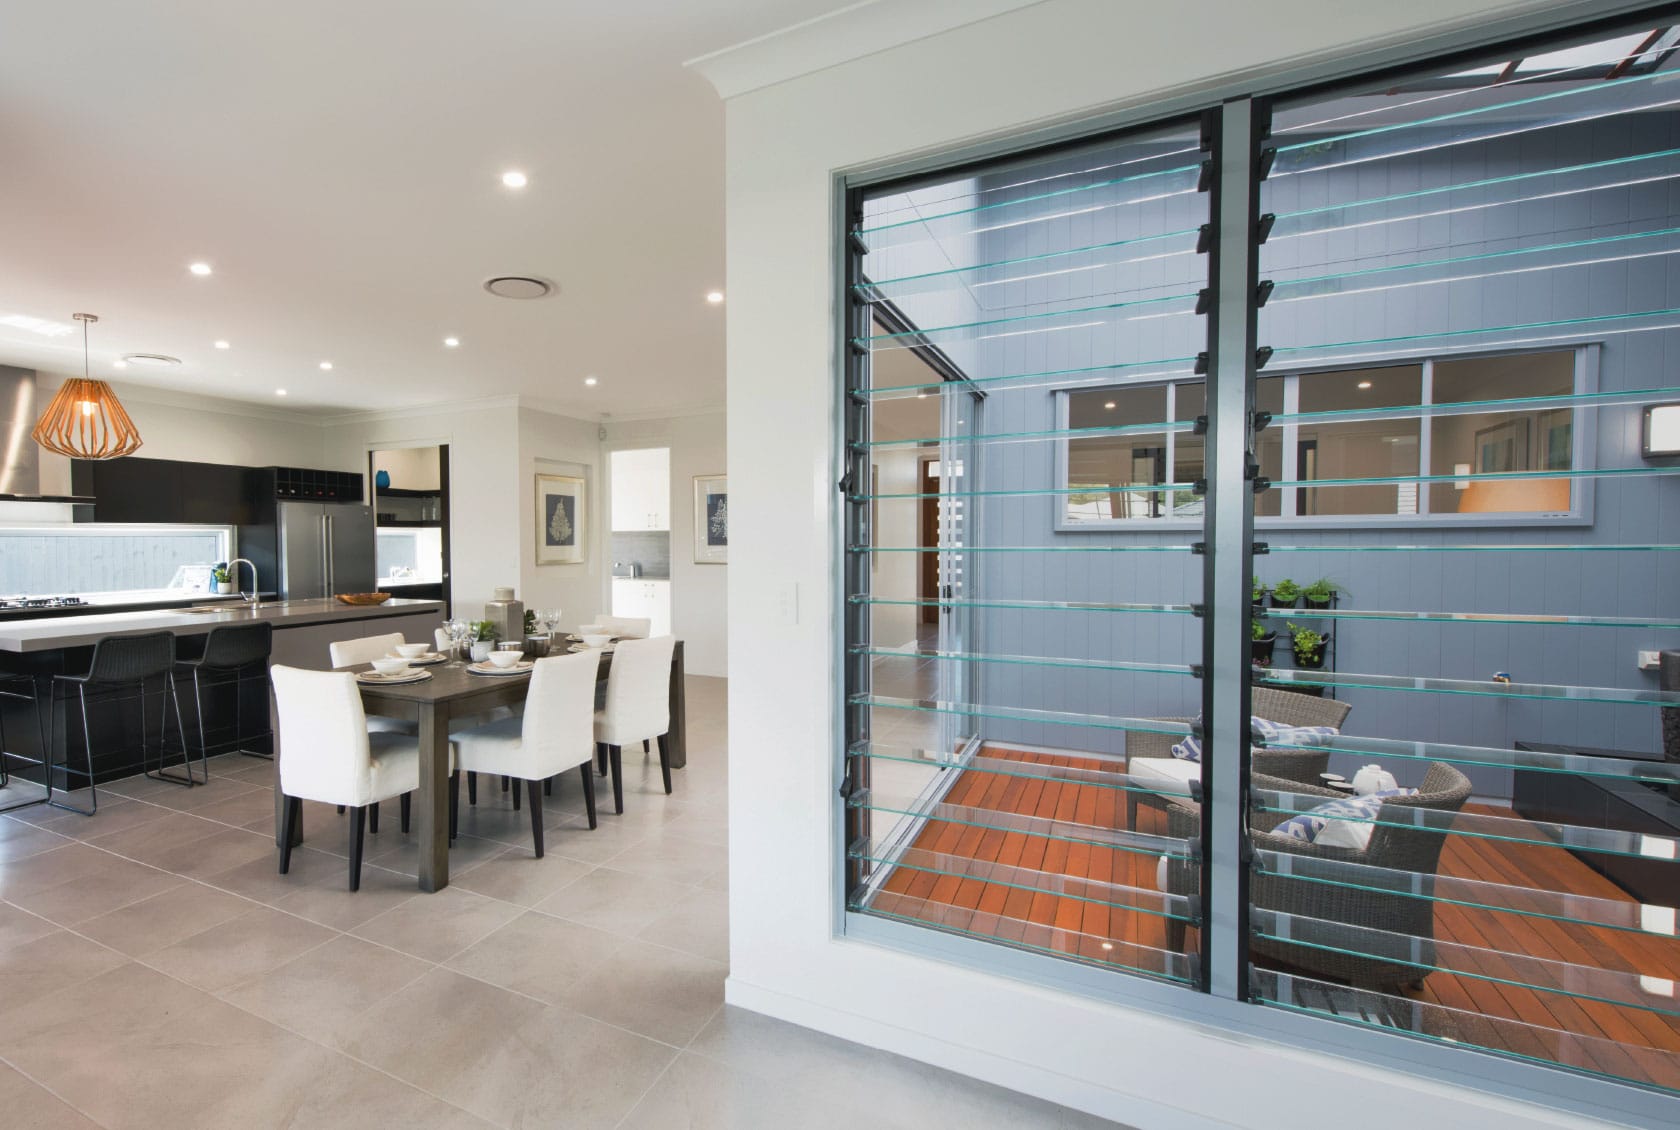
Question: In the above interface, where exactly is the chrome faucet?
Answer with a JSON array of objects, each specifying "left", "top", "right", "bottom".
[{"left": 226, "top": 558, "right": 261, "bottom": 603}]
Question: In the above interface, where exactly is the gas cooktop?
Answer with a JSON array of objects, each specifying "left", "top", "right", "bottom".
[{"left": 0, "top": 596, "right": 88, "bottom": 611}]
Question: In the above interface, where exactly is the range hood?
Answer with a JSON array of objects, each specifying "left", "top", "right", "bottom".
[{"left": 0, "top": 366, "right": 94, "bottom": 503}]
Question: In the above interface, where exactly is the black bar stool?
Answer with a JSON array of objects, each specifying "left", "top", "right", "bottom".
[
  {"left": 177, "top": 621, "right": 274, "bottom": 765},
  {"left": 48, "top": 631, "right": 189, "bottom": 814},
  {"left": 0, "top": 672, "right": 49, "bottom": 813}
]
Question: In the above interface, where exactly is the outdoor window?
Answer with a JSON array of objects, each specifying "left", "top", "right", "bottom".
[
  {"left": 1059, "top": 348, "right": 1582, "bottom": 525},
  {"left": 0, "top": 524, "right": 234, "bottom": 597}
]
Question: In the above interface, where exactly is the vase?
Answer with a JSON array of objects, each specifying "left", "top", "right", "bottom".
[
  {"left": 375, "top": 469, "right": 391, "bottom": 489},
  {"left": 215, "top": 581, "right": 235, "bottom": 595}
]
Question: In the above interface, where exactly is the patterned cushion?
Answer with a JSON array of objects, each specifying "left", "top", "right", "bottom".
[
  {"left": 1170, "top": 716, "right": 1342, "bottom": 763},
  {"left": 1273, "top": 788, "right": 1419, "bottom": 850}
]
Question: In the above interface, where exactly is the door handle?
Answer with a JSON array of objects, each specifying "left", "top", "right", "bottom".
[
  {"left": 319, "top": 515, "right": 330, "bottom": 596},
  {"left": 325, "top": 514, "right": 335, "bottom": 594}
]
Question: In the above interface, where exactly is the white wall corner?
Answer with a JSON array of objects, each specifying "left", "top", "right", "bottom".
[{"left": 684, "top": 0, "right": 1047, "bottom": 100}]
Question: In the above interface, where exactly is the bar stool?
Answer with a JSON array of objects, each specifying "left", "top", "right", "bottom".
[
  {"left": 0, "top": 671, "right": 49, "bottom": 813},
  {"left": 48, "top": 631, "right": 189, "bottom": 814},
  {"left": 177, "top": 621, "right": 274, "bottom": 766}
]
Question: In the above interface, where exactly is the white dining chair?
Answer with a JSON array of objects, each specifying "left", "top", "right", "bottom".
[
  {"left": 594, "top": 635, "right": 677, "bottom": 813},
  {"left": 597, "top": 615, "right": 651, "bottom": 640},
  {"left": 328, "top": 633, "right": 406, "bottom": 669},
  {"left": 272, "top": 665, "right": 420, "bottom": 891},
  {"left": 450, "top": 651, "right": 599, "bottom": 856}
]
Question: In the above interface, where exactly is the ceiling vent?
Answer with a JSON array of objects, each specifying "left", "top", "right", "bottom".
[
  {"left": 119, "top": 353, "right": 182, "bottom": 366},
  {"left": 483, "top": 276, "right": 556, "bottom": 300}
]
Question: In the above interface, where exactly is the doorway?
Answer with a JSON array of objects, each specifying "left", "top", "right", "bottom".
[{"left": 370, "top": 445, "right": 452, "bottom": 614}]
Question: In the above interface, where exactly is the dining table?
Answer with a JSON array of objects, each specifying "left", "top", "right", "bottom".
[{"left": 275, "top": 637, "right": 686, "bottom": 892}]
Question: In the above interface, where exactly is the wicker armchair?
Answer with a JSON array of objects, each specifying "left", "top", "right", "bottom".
[
  {"left": 1161, "top": 761, "right": 1472, "bottom": 990},
  {"left": 1125, "top": 688, "right": 1353, "bottom": 830}
]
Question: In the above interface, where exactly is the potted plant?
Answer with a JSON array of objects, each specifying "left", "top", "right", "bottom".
[
  {"left": 1252, "top": 578, "right": 1268, "bottom": 609},
  {"left": 1304, "top": 578, "right": 1336, "bottom": 608},
  {"left": 1270, "top": 578, "right": 1301, "bottom": 609},
  {"left": 1288, "top": 622, "right": 1330, "bottom": 669},
  {"left": 1251, "top": 618, "right": 1277, "bottom": 665},
  {"left": 469, "top": 620, "right": 499, "bottom": 662},
  {"left": 211, "top": 562, "right": 234, "bottom": 595}
]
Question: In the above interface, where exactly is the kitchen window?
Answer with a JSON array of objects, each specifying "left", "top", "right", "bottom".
[
  {"left": 0, "top": 523, "right": 235, "bottom": 598},
  {"left": 1056, "top": 345, "right": 1588, "bottom": 527}
]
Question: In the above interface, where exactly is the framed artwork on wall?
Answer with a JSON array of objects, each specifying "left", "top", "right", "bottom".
[
  {"left": 694, "top": 474, "right": 727, "bottom": 564},
  {"left": 535, "top": 473, "right": 586, "bottom": 565}
]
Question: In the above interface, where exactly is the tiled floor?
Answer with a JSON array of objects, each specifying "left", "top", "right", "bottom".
[{"left": 0, "top": 675, "right": 1121, "bottom": 1129}]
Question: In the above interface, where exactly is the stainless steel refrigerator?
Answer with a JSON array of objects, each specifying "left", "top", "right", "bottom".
[{"left": 276, "top": 501, "right": 375, "bottom": 598}]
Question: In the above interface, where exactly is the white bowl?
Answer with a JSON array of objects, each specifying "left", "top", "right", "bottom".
[
  {"left": 393, "top": 642, "right": 428, "bottom": 659},
  {"left": 486, "top": 650, "right": 522, "bottom": 669},
  {"left": 580, "top": 633, "right": 613, "bottom": 648},
  {"left": 370, "top": 657, "right": 410, "bottom": 676},
  {"left": 577, "top": 623, "right": 604, "bottom": 636}
]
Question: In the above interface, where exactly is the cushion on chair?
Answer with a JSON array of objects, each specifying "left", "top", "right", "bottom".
[
  {"left": 1272, "top": 788, "right": 1419, "bottom": 850},
  {"left": 1129, "top": 757, "right": 1200, "bottom": 797},
  {"left": 365, "top": 732, "right": 421, "bottom": 802},
  {"left": 451, "top": 714, "right": 524, "bottom": 774},
  {"left": 1170, "top": 715, "right": 1342, "bottom": 763}
]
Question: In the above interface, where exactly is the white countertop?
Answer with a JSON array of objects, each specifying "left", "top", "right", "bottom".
[{"left": 0, "top": 597, "right": 444, "bottom": 653}]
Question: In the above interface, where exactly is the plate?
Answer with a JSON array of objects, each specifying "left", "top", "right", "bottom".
[
  {"left": 568, "top": 642, "right": 616, "bottom": 653},
  {"left": 356, "top": 669, "right": 432, "bottom": 685},
  {"left": 389, "top": 650, "right": 446, "bottom": 665},
  {"left": 467, "top": 659, "right": 535, "bottom": 677}
]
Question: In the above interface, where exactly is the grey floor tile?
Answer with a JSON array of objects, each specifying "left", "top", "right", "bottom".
[
  {"left": 532, "top": 864, "right": 699, "bottom": 937},
  {"left": 0, "top": 929, "right": 128, "bottom": 1018},
  {"left": 0, "top": 1060, "right": 103, "bottom": 1129},
  {"left": 76, "top": 881, "right": 254, "bottom": 956},
  {"left": 141, "top": 904, "right": 336, "bottom": 994},
  {"left": 351, "top": 885, "right": 522, "bottom": 963},
  {"left": 222, "top": 933, "right": 431, "bottom": 1046},
  {"left": 0, "top": 819, "right": 72, "bottom": 863},
  {"left": 636, "top": 885, "right": 729, "bottom": 964},
  {"left": 601, "top": 828, "right": 727, "bottom": 888},
  {"left": 0, "top": 901, "right": 60, "bottom": 951},
  {"left": 449, "top": 846, "right": 593, "bottom": 907},
  {"left": 4, "top": 852, "right": 182, "bottom": 927},
  {"left": 270, "top": 859, "right": 419, "bottom": 930}
]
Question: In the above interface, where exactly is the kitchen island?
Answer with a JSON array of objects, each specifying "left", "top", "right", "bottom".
[{"left": 0, "top": 597, "right": 443, "bottom": 785}]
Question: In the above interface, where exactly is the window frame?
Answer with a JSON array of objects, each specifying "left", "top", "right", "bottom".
[{"left": 1052, "top": 340, "right": 1599, "bottom": 531}]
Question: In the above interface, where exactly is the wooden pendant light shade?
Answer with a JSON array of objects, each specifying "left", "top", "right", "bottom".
[
  {"left": 31, "top": 378, "right": 143, "bottom": 459},
  {"left": 31, "top": 313, "right": 143, "bottom": 460}
]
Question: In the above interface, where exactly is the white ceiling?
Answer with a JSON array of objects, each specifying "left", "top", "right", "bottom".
[{"left": 0, "top": 0, "right": 854, "bottom": 418}]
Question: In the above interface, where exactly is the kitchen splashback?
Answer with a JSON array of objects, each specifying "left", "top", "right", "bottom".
[{"left": 610, "top": 531, "right": 670, "bottom": 579}]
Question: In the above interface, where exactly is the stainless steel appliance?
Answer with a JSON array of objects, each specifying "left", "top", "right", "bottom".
[{"left": 276, "top": 501, "right": 375, "bottom": 599}]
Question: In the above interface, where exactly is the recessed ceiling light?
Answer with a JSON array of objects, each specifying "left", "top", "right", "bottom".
[
  {"left": 213, "top": 340, "right": 230, "bottom": 350},
  {"left": 1104, "top": 400, "right": 1117, "bottom": 410},
  {"left": 188, "top": 262, "right": 213, "bottom": 276},
  {"left": 584, "top": 377, "right": 598, "bottom": 387},
  {"left": 501, "top": 170, "right": 528, "bottom": 189},
  {"left": 319, "top": 361, "right": 333, "bottom": 371},
  {"left": 705, "top": 290, "right": 724, "bottom": 304},
  {"left": 275, "top": 388, "right": 288, "bottom": 397},
  {"left": 1357, "top": 380, "right": 1373, "bottom": 390},
  {"left": 443, "top": 336, "right": 460, "bottom": 348}
]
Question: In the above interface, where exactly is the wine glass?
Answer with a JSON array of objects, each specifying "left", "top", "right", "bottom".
[
  {"left": 444, "top": 618, "right": 470, "bottom": 662},
  {"left": 540, "top": 607, "right": 563, "bottom": 640}
]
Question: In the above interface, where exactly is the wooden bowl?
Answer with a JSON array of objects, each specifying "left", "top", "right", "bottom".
[{"left": 335, "top": 592, "right": 392, "bottom": 606}]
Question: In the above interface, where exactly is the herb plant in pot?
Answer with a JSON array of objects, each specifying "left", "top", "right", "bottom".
[
  {"left": 1251, "top": 618, "right": 1277, "bottom": 666},
  {"left": 211, "top": 562, "right": 234, "bottom": 595},
  {"left": 469, "top": 620, "right": 499, "bottom": 662},
  {"left": 1304, "top": 578, "right": 1336, "bottom": 608},
  {"left": 1288, "top": 622, "right": 1330, "bottom": 669},
  {"left": 1270, "top": 578, "right": 1301, "bottom": 610},
  {"left": 1252, "top": 578, "right": 1268, "bottom": 610}
]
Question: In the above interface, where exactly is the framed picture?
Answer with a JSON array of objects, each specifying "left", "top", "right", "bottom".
[
  {"left": 535, "top": 474, "right": 586, "bottom": 565},
  {"left": 694, "top": 474, "right": 727, "bottom": 564}
]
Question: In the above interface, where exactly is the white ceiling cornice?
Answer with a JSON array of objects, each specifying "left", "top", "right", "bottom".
[{"left": 684, "top": 0, "right": 1044, "bottom": 99}]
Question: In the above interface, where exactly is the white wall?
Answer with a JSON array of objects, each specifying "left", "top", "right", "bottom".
[
  {"left": 603, "top": 411, "right": 728, "bottom": 676},
  {"left": 32, "top": 370, "right": 326, "bottom": 494},
  {"left": 708, "top": 1, "right": 1645, "bottom": 1128},
  {"left": 371, "top": 446, "right": 441, "bottom": 491}
]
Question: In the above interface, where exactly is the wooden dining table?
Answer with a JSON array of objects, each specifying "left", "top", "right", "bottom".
[{"left": 275, "top": 639, "right": 686, "bottom": 892}]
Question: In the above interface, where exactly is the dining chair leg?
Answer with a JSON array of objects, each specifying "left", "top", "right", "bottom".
[
  {"left": 502, "top": 775, "right": 510, "bottom": 793},
  {"left": 643, "top": 739, "right": 650, "bottom": 753},
  {"left": 449, "top": 771, "right": 460, "bottom": 842},
  {"left": 512, "top": 778, "right": 521, "bottom": 811},
  {"left": 596, "top": 743, "right": 608, "bottom": 776},
  {"left": 278, "top": 795, "right": 299, "bottom": 873},
  {"left": 579, "top": 763, "right": 597, "bottom": 829},
  {"left": 467, "top": 771, "right": 478, "bottom": 805},
  {"left": 348, "top": 806, "right": 367, "bottom": 892},
  {"left": 543, "top": 776, "right": 552, "bottom": 797},
  {"left": 527, "top": 779, "right": 544, "bottom": 858},
  {"left": 400, "top": 792, "right": 411, "bottom": 834},
  {"left": 337, "top": 804, "right": 346, "bottom": 814},
  {"left": 608, "top": 745, "right": 623, "bottom": 814},
  {"left": 656, "top": 733, "right": 672, "bottom": 795},
  {"left": 369, "top": 801, "right": 379, "bottom": 834}
]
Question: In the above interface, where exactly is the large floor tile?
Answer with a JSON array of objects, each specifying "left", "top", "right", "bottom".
[
  {"left": 636, "top": 885, "right": 728, "bottom": 964},
  {"left": 4, "top": 851, "right": 182, "bottom": 927},
  {"left": 617, "top": 1050, "right": 857, "bottom": 1130},
  {"left": 138, "top": 824, "right": 276, "bottom": 880},
  {"left": 222, "top": 933, "right": 431, "bottom": 1046},
  {"left": 554, "top": 937, "right": 725, "bottom": 1046},
  {"left": 532, "top": 865, "right": 699, "bottom": 938},
  {"left": 0, "top": 818, "right": 71, "bottom": 863},
  {"left": 271, "top": 858, "right": 419, "bottom": 930},
  {"left": 187, "top": 785, "right": 279, "bottom": 829},
  {"left": 76, "top": 880, "right": 253, "bottom": 956},
  {"left": 0, "top": 843, "right": 113, "bottom": 901},
  {"left": 0, "top": 928, "right": 128, "bottom": 1017},
  {"left": 0, "top": 1060, "right": 103, "bottom": 1129},
  {"left": 449, "top": 846, "right": 592, "bottom": 907},
  {"left": 0, "top": 900, "right": 59, "bottom": 951},
  {"left": 201, "top": 843, "right": 345, "bottom": 904},
  {"left": 141, "top": 904, "right": 336, "bottom": 993},
  {"left": 270, "top": 1051, "right": 496, "bottom": 1129},
  {"left": 351, "top": 885, "right": 522, "bottom": 962},
  {"left": 85, "top": 809, "right": 224, "bottom": 861},
  {"left": 364, "top": 830, "right": 508, "bottom": 878},
  {"left": 445, "top": 911, "right": 615, "bottom": 1001},
  {"left": 601, "top": 828, "right": 727, "bottom": 888},
  {"left": 338, "top": 967, "right": 675, "bottom": 1129}
]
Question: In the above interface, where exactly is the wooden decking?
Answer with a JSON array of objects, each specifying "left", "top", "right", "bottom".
[{"left": 868, "top": 745, "right": 1680, "bottom": 1091}]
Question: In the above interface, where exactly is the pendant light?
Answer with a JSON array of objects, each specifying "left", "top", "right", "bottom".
[{"left": 31, "top": 313, "right": 142, "bottom": 459}]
